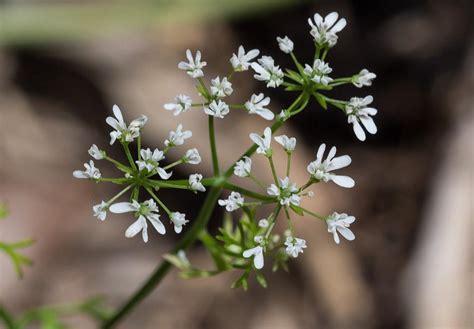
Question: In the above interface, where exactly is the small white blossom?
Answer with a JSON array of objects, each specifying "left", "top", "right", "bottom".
[
  {"left": 245, "top": 93, "right": 274, "bottom": 120},
  {"left": 204, "top": 100, "right": 230, "bottom": 119},
  {"left": 284, "top": 236, "right": 307, "bottom": 258},
  {"left": 278, "top": 110, "right": 290, "bottom": 121},
  {"left": 345, "top": 96, "right": 377, "bottom": 141},
  {"left": 276, "top": 36, "right": 294, "bottom": 54},
  {"left": 303, "top": 59, "right": 333, "bottom": 85},
  {"left": 274, "top": 135, "right": 296, "bottom": 153},
  {"left": 165, "top": 124, "right": 192, "bottom": 147},
  {"left": 178, "top": 49, "right": 206, "bottom": 78},
  {"left": 234, "top": 156, "right": 252, "bottom": 177},
  {"left": 243, "top": 245, "right": 264, "bottom": 269},
  {"left": 210, "top": 76, "right": 233, "bottom": 98},
  {"left": 88, "top": 144, "right": 104, "bottom": 160},
  {"left": 326, "top": 212, "right": 356, "bottom": 244},
  {"left": 308, "top": 12, "right": 347, "bottom": 47},
  {"left": 93, "top": 201, "right": 107, "bottom": 221},
  {"left": 254, "top": 235, "right": 264, "bottom": 244},
  {"left": 267, "top": 177, "right": 300, "bottom": 207},
  {"left": 170, "top": 212, "right": 189, "bottom": 234},
  {"left": 230, "top": 45, "right": 260, "bottom": 71},
  {"left": 218, "top": 192, "right": 244, "bottom": 212},
  {"left": 251, "top": 56, "right": 284, "bottom": 88},
  {"left": 136, "top": 148, "right": 172, "bottom": 179},
  {"left": 164, "top": 94, "right": 192, "bottom": 116},
  {"left": 258, "top": 219, "right": 269, "bottom": 228},
  {"left": 106, "top": 105, "right": 147, "bottom": 145},
  {"left": 189, "top": 173, "right": 205, "bottom": 192},
  {"left": 307, "top": 143, "right": 354, "bottom": 188},
  {"left": 177, "top": 250, "right": 191, "bottom": 267},
  {"left": 352, "top": 69, "right": 376, "bottom": 88},
  {"left": 110, "top": 199, "right": 166, "bottom": 243},
  {"left": 183, "top": 148, "right": 201, "bottom": 165},
  {"left": 73, "top": 160, "right": 101, "bottom": 180},
  {"left": 249, "top": 127, "right": 272, "bottom": 156}
]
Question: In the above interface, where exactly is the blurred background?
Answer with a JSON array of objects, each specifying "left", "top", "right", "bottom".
[{"left": 0, "top": 0, "right": 473, "bottom": 328}]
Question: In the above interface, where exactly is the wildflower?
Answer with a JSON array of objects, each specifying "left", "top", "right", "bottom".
[
  {"left": 243, "top": 245, "right": 264, "bottom": 269},
  {"left": 110, "top": 199, "right": 166, "bottom": 243},
  {"left": 251, "top": 56, "right": 284, "bottom": 88},
  {"left": 230, "top": 45, "right": 260, "bottom": 72},
  {"left": 106, "top": 105, "right": 147, "bottom": 145},
  {"left": 189, "top": 173, "right": 205, "bottom": 192},
  {"left": 88, "top": 144, "right": 105, "bottom": 160},
  {"left": 307, "top": 143, "right": 354, "bottom": 188},
  {"left": 345, "top": 96, "right": 377, "bottom": 141},
  {"left": 170, "top": 212, "right": 189, "bottom": 234},
  {"left": 164, "top": 94, "right": 192, "bottom": 116},
  {"left": 234, "top": 156, "right": 252, "bottom": 177},
  {"left": 218, "top": 192, "right": 244, "bottom": 212},
  {"left": 326, "top": 212, "right": 356, "bottom": 244},
  {"left": 250, "top": 127, "right": 272, "bottom": 156},
  {"left": 136, "top": 148, "right": 172, "bottom": 179},
  {"left": 204, "top": 100, "right": 230, "bottom": 119},
  {"left": 303, "top": 59, "right": 333, "bottom": 85},
  {"left": 73, "top": 160, "right": 101, "bottom": 180},
  {"left": 267, "top": 177, "right": 300, "bottom": 207},
  {"left": 165, "top": 124, "right": 192, "bottom": 147},
  {"left": 258, "top": 219, "right": 269, "bottom": 228},
  {"left": 93, "top": 201, "right": 108, "bottom": 221},
  {"left": 352, "top": 69, "right": 376, "bottom": 88},
  {"left": 274, "top": 135, "right": 296, "bottom": 153},
  {"left": 178, "top": 49, "right": 206, "bottom": 78},
  {"left": 183, "top": 148, "right": 201, "bottom": 165},
  {"left": 284, "top": 236, "right": 307, "bottom": 258},
  {"left": 210, "top": 77, "right": 233, "bottom": 98},
  {"left": 244, "top": 93, "right": 274, "bottom": 120},
  {"left": 276, "top": 36, "right": 294, "bottom": 54},
  {"left": 308, "top": 12, "right": 347, "bottom": 48}
]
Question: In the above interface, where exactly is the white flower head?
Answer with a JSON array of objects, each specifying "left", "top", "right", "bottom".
[
  {"left": 267, "top": 177, "right": 300, "bottom": 207},
  {"left": 233, "top": 156, "right": 252, "bottom": 177},
  {"left": 204, "top": 100, "right": 230, "bottom": 119},
  {"left": 249, "top": 127, "right": 272, "bottom": 156},
  {"left": 274, "top": 135, "right": 296, "bottom": 153},
  {"left": 189, "top": 173, "right": 206, "bottom": 192},
  {"left": 326, "top": 212, "right": 356, "bottom": 244},
  {"left": 251, "top": 56, "right": 284, "bottom": 88},
  {"left": 178, "top": 49, "right": 206, "bottom": 78},
  {"left": 258, "top": 219, "right": 269, "bottom": 228},
  {"left": 353, "top": 69, "right": 376, "bottom": 88},
  {"left": 164, "top": 94, "right": 192, "bottom": 116},
  {"left": 307, "top": 143, "right": 354, "bottom": 188},
  {"left": 170, "top": 212, "right": 189, "bottom": 234},
  {"left": 165, "top": 124, "right": 192, "bottom": 147},
  {"left": 210, "top": 76, "right": 233, "bottom": 98},
  {"left": 218, "top": 191, "right": 244, "bottom": 212},
  {"left": 242, "top": 245, "right": 264, "bottom": 269},
  {"left": 93, "top": 201, "right": 108, "bottom": 221},
  {"left": 308, "top": 12, "right": 347, "bottom": 48},
  {"left": 183, "top": 148, "right": 201, "bottom": 165},
  {"left": 303, "top": 59, "right": 333, "bottom": 86},
  {"left": 88, "top": 144, "right": 105, "bottom": 160},
  {"left": 110, "top": 199, "right": 166, "bottom": 243},
  {"left": 345, "top": 96, "right": 377, "bottom": 141},
  {"left": 106, "top": 105, "right": 147, "bottom": 145},
  {"left": 136, "top": 148, "right": 172, "bottom": 179},
  {"left": 276, "top": 36, "right": 294, "bottom": 54},
  {"left": 73, "top": 160, "right": 101, "bottom": 180},
  {"left": 230, "top": 45, "right": 260, "bottom": 72},
  {"left": 284, "top": 236, "right": 307, "bottom": 258},
  {"left": 245, "top": 93, "right": 274, "bottom": 120}
]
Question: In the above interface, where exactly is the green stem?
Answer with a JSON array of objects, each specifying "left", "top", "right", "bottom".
[
  {"left": 223, "top": 182, "right": 274, "bottom": 202},
  {"left": 0, "top": 305, "right": 16, "bottom": 329},
  {"left": 163, "top": 159, "right": 183, "bottom": 171},
  {"left": 248, "top": 174, "right": 267, "bottom": 190},
  {"left": 286, "top": 153, "right": 291, "bottom": 177},
  {"left": 104, "top": 156, "right": 131, "bottom": 173},
  {"left": 137, "top": 136, "right": 142, "bottom": 160},
  {"left": 208, "top": 115, "right": 220, "bottom": 175},
  {"left": 268, "top": 156, "right": 279, "bottom": 184},
  {"left": 145, "top": 187, "right": 171, "bottom": 215},
  {"left": 301, "top": 207, "right": 326, "bottom": 220},
  {"left": 108, "top": 185, "right": 133, "bottom": 204},
  {"left": 123, "top": 143, "right": 137, "bottom": 171}
]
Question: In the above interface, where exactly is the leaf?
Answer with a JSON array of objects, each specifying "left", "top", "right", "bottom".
[
  {"left": 199, "top": 231, "right": 230, "bottom": 271},
  {"left": 255, "top": 271, "right": 267, "bottom": 288},
  {"left": 313, "top": 93, "right": 328, "bottom": 110},
  {"left": 231, "top": 271, "right": 249, "bottom": 291},
  {"left": 289, "top": 204, "right": 304, "bottom": 216}
]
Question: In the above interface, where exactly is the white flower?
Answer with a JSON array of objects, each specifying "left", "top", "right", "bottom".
[
  {"left": 210, "top": 76, "right": 233, "bottom": 98},
  {"left": 136, "top": 148, "right": 172, "bottom": 179},
  {"left": 165, "top": 124, "right": 192, "bottom": 147},
  {"left": 170, "top": 212, "right": 189, "bottom": 234},
  {"left": 352, "top": 69, "right": 376, "bottom": 88},
  {"left": 274, "top": 135, "right": 296, "bottom": 153},
  {"left": 258, "top": 219, "right": 269, "bottom": 228},
  {"left": 177, "top": 250, "right": 191, "bottom": 267},
  {"left": 189, "top": 173, "right": 205, "bottom": 192},
  {"left": 73, "top": 160, "right": 101, "bottom": 180},
  {"left": 88, "top": 144, "right": 104, "bottom": 160},
  {"left": 233, "top": 156, "right": 252, "bottom": 177},
  {"left": 345, "top": 96, "right": 377, "bottom": 141},
  {"left": 307, "top": 143, "right": 354, "bottom": 188},
  {"left": 230, "top": 45, "right": 260, "bottom": 71},
  {"left": 93, "top": 201, "right": 107, "bottom": 221},
  {"left": 326, "top": 212, "right": 356, "bottom": 244},
  {"left": 183, "top": 148, "right": 201, "bottom": 165},
  {"left": 244, "top": 93, "right": 274, "bottom": 120},
  {"left": 204, "top": 100, "right": 230, "bottom": 119},
  {"left": 308, "top": 12, "right": 347, "bottom": 47},
  {"left": 110, "top": 199, "right": 166, "bottom": 243},
  {"left": 243, "top": 245, "right": 264, "bottom": 269},
  {"left": 284, "top": 236, "right": 307, "bottom": 258},
  {"left": 178, "top": 49, "right": 206, "bottom": 78},
  {"left": 267, "top": 177, "right": 300, "bottom": 207},
  {"left": 249, "top": 127, "right": 272, "bottom": 156},
  {"left": 251, "top": 56, "right": 284, "bottom": 88},
  {"left": 106, "top": 105, "right": 147, "bottom": 145},
  {"left": 218, "top": 192, "right": 244, "bottom": 212},
  {"left": 303, "top": 59, "right": 333, "bottom": 85},
  {"left": 164, "top": 94, "right": 192, "bottom": 116},
  {"left": 278, "top": 109, "right": 290, "bottom": 121},
  {"left": 276, "top": 36, "right": 294, "bottom": 54}
]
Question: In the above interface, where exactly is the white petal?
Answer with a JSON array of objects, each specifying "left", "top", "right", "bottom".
[
  {"left": 352, "top": 121, "right": 366, "bottom": 141},
  {"left": 253, "top": 252, "right": 264, "bottom": 269},
  {"left": 329, "top": 155, "right": 352, "bottom": 170},
  {"left": 256, "top": 109, "right": 275, "bottom": 120},
  {"left": 333, "top": 231, "right": 340, "bottom": 244},
  {"left": 157, "top": 168, "right": 172, "bottom": 180},
  {"left": 109, "top": 202, "right": 136, "bottom": 213},
  {"left": 112, "top": 105, "right": 124, "bottom": 122},
  {"left": 125, "top": 217, "right": 145, "bottom": 238},
  {"left": 316, "top": 143, "right": 326, "bottom": 162},
  {"left": 325, "top": 12, "right": 339, "bottom": 27},
  {"left": 174, "top": 225, "right": 182, "bottom": 234},
  {"left": 331, "top": 175, "right": 355, "bottom": 188},
  {"left": 147, "top": 215, "right": 166, "bottom": 235},
  {"left": 243, "top": 248, "right": 256, "bottom": 258},
  {"left": 73, "top": 171, "right": 87, "bottom": 179},
  {"left": 360, "top": 116, "right": 377, "bottom": 134},
  {"left": 337, "top": 227, "right": 355, "bottom": 241},
  {"left": 331, "top": 18, "right": 347, "bottom": 32}
]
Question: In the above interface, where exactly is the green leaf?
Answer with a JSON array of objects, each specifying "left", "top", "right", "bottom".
[
  {"left": 199, "top": 231, "right": 230, "bottom": 271},
  {"left": 313, "top": 93, "right": 328, "bottom": 110},
  {"left": 231, "top": 271, "right": 249, "bottom": 291},
  {"left": 289, "top": 204, "right": 304, "bottom": 216},
  {"left": 255, "top": 271, "right": 267, "bottom": 288}
]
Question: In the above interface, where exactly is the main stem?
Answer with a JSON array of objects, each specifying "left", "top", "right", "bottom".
[{"left": 208, "top": 115, "right": 220, "bottom": 175}]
